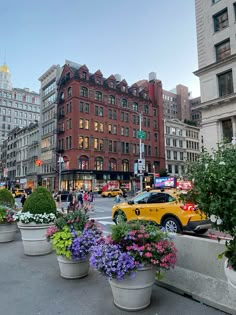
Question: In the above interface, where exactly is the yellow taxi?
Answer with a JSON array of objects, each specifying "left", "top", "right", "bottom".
[
  {"left": 112, "top": 189, "right": 211, "bottom": 234},
  {"left": 12, "top": 189, "right": 25, "bottom": 198},
  {"left": 101, "top": 189, "right": 123, "bottom": 198}
]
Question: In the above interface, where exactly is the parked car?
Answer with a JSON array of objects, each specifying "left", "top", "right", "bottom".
[
  {"left": 101, "top": 189, "right": 123, "bottom": 198},
  {"left": 112, "top": 189, "right": 211, "bottom": 234},
  {"left": 12, "top": 189, "right": 25, "bottom": 198}
]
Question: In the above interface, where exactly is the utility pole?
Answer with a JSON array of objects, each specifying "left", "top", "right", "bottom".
[{"left": 139, "top": 113, "right": 143, "bottom": 192}]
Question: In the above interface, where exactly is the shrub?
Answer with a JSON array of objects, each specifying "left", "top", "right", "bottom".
[
  {"left": 22, "top": 186, "right": 56, "bottom": 215},
  {"left": 0, "top": 189, "right": 15, "bottom": 207}
]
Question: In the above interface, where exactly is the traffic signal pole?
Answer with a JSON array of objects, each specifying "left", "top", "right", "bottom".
[{"left": 139, "top": 113, "right": 143, "bottom": 192}]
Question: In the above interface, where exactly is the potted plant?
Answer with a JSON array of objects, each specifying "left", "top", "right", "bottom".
[
  {"left": 0, "top": 189, "right": 17, "bottom": 242},
  {"left": 188, "top": 143, "right": 236, "bottom": 289},
  {"left": 46, "top": 211, "right": 102, "bottom": 279},
  {"left": 90, "top": 221, "right": 177, "bottom": 311},
  {"left": 14, "top": 187, "right": 57, "bottom": 256}
]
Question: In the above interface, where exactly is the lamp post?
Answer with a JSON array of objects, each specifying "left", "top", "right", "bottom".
[
  {"left": 58, "top": 154, "right": 64, "bottom": 191},
  {"left": 139, "top": 112, "right": 144, "bottom": 192}
]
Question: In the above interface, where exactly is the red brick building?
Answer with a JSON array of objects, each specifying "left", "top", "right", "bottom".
[{"left": 57, "top": 63, "right": 165, "bottom": 192}]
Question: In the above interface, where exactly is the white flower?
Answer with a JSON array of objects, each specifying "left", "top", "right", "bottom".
[
  {"left": 216, "top": 218, "right": 222, "bottom": 225},
  {"left": 210, "top": 215, "right": 217, "bottom": 223},
  {"left": 219, "top": 161, "right": 226, "bottom": 166}
]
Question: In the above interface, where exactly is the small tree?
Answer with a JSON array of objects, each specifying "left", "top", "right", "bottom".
[
  {"left": 22, "top": 186, "right": 56, "bottom": 215},
  {"left": 0, "top": 189, "right": 15, "bottom": 207},
  {"left": 188, "top": 143, "right": 236, "bottom": 270}
]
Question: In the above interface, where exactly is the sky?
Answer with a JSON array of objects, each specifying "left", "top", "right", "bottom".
[{"left": 0, "top": 0, "right": 200, "bottom": 97}]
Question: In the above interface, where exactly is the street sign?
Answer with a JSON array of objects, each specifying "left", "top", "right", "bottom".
[
  {"left": 137, "top": 130, "right": 146, "bottom": 139},
  {"left": 138, "top": 159, "right": 145, "bottom": 171}
]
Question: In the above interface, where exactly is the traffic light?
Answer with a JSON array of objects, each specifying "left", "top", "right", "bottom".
[{"left": 35, "top": 159, "right": 43, "bottom": 166}]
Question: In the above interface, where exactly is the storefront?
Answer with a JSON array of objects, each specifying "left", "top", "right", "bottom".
[{"left": 60, "top": 170, "right": 133, "bottom": 192}]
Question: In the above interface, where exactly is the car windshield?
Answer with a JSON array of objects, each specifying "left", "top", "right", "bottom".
[{"left": 132, "top": 192, "right": 151, "bottom": 204}]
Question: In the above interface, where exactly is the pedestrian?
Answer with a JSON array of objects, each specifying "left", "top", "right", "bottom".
[
  {"left": 56, "top": 191, "right": 62, "bottom": 209},
  {"left": 21, "top": 193, "right": 27, "bottom": 207},
  {"left": 114, "top": 194, "right": 121, "bottom": 204},
  {"left": 77, "top": 191, "right": 84, "bottom": 207},
  {"left": 88, "top": 190, "right": 95, "bottom": 212},
  {"left": 67, "top": 189, "right": 75, "bottom": 211}
]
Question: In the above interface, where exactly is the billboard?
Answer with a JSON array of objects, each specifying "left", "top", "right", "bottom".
[{"left": 154, "top": 176, "right": 176, "bottom": 188}]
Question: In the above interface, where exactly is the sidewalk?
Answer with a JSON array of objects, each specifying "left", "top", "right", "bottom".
[{"left": 0, "top": 232, "right": 227, "bottom": 315}]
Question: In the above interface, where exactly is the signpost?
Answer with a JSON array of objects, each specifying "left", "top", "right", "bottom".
[{"left": 137, "top": 130, "right": 146, "bottom": 139}]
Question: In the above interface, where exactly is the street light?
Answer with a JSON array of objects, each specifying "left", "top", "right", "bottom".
[{"left": 58, "top": 154, "right": 64, "bottom": 191}]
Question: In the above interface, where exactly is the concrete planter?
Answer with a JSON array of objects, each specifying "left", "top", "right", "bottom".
[
  {"left": 109, "top": 266, "right": 156, "bottom": 311},
  {"left": 224, "top": 259, "right": 236, "bottom": 290},
  {"left": 57, "top": 255, "right": 89, "bottom": 279},
  {"left": 157, "top": 235, "right": 236, "bottom": 315},
  {"left": 17, "top": 222, "right": 52, "bottom": 256},
  {"left": 0, "top": 224, "right": 17, "bottom": 242}
]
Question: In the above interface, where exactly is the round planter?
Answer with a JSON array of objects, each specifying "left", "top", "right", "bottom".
[
  {"left": 57, "top": 255, "right": 90, "bottom": 279},
  {"left": 17, "top": 222, "right": 53, "bottom": 256},
  {"left": 109, "top": 265, "right": 156, "bottom": 311},
  {"left": 0, "top": 224, "right": 17, "bottom": 242},
  {"left": 224, "top": 259, "right": 236, "bottom": 289}
]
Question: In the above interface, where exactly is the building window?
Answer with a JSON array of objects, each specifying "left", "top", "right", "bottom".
[
  {"left": 110, "top": 81, "right": 114, "bottom": 88},
  {"left": 144, "top": 105, "right": 149, "bottom": 114},
  {"left": 167, "top": 150, "right": 171, "bottom": 159},
  {"left": 132, "top": 102, "right": 138, "bottom": 111},
  {"left": 94, "top": 121, "right": 99, "bottom": 131},
  {"left": 218, "top": 70, "right": 233, "bottom": 97},
  {"left": 175, "top": 165, "right": 178, "bottom": 174},
  {"left": 109, "top": 95, "right": 115, "bottom": 105},
  {"left": 85, "top": 103, "right": 90, "bottom": 113},
  {"left": 108, "top": 124, "right": 112, "bottom": 134},
  {"left": 95, "top": 157, "right": 103, "bottom": 170},
  {"left": 222, "top": 119, "right": 233, "bottom": 143},
  {"left": 109, "top": 158, "right": 117, "bottom": 171},
  {"left": 100, "top": 122, "right": 104, "bottom": 132},
  {"left": 80, "top": 86, "right": 88, "bottom": 97},
  {"left": 99, "top": 107, "right": 104, "bottom": 117},
  {"left": 213, "top": 8, "right": 228, "bottom": 32},
  {"left": 108, "top": 140, "right": 112, "bottom": 152},
  {"left": 108, "top": 109, "right": 112, "bottom": 119},
  {"left": 122, "top": 159, "right": 129, "bottom": 171},
  {"left": 95, "top": 91, "right": 102, "bottom": 102},
  {"left": 84, "top": 119, "right": 89, "bottom": 129},
  {"left": 180, "top": 152, "right": 184, "bottom": 160},
  {"left": 78, "top": 155, "right": 89, "bottom": 170},
  {"left": 173, "top": 151, "right": 177, "bottom": 160},
  {"left": 79, "top": 118, "right": 83, "bottom": 128},
  {"left": 168, "top": 165, "right": 172, "bottom": 174},
  {"left": 212, "top": 0, "right": 221, "bottom": 4},
  {"left": 215, "top": 39, "right": 230, "bottom": 62},
  {"left": 79, "top": 136, "right": 84, "bottom": 148},
  {"left": 95, "top": 105, "right": 99, "bottom": 116},
  {"left": 67, "top": 87, "right": 72, "bottom": 97},
  {"left": 122, "top": 99, "right": 127, "bottom": 108},
  {"left": 82, "top": 71, "right": 87, "bottom": 79}
]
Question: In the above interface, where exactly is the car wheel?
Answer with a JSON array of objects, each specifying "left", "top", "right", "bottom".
[
  {"left": 108, "top": 194, "right": 112, "bottom": 198},
  {"left": 114, "top": 212, "right": 127, "bottom": 225},
  {"left": 102, "top": 195, "right": 106, "bottom": 198},
  {"left": 194, "top": 229, "right": 208, "bottom": 235},
  {"left": 163, "top": 217, "right": 182, "bottom": 233}
]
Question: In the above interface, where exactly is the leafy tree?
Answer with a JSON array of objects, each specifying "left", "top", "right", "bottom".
[{"left": 188, "top": 143, "right": 236, "bottom": 270}]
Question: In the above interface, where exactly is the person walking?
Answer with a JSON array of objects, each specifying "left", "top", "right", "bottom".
[
  {"left": 21, "top": 193, "right": 27, "bottom": 207},
  {"left": 56, "top": 191, "right": 62, "bottom": 209},
  {"left": 88, "top": 190, "right": 95, "bottom": 212}
]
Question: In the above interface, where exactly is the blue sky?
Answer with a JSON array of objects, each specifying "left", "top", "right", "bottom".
[{"left": 0, "top": 0, "right": 200, "bottom": 97}]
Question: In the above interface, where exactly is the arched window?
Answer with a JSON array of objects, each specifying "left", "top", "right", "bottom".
[
  {"left": 80, "top": 86, "right": 88, "bottom": 97},
  {"left": 121, "top": 99, "right": 127, "bottom": 108},
  {"left": 109, "top": 95, "right": 115, "bottom": 105},
  {"left": 60, "top": 92, "right": 64, "bottom": 100},
  {"left": 78, "top": 155, "right": 89, "bottom": 170},
  {"left": 133, "top": 102, "right": 138, "bottom": 112},
  {"left": 109, "top": 158, "right": 117, "bottom": 171},
  {"left": 95, "top": 157, "right": 103, "bottom": 170},
  {"left": 122, "top": 159, "right": 129, "bottom": 172},
  {"left": 95, "top": 91, "right": 102, "bottom": 101},
  {"left": 144, "top": 105, "right": 149, "bottom": 114},
  {"left": 67, "top": 87, "right": 72, "bottom": 97}
]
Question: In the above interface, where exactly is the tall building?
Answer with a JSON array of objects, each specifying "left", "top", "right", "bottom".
[
  {"left": 0, "top": 63, "right": 40, "bottom": 145},
  {"left": 163, "top": 84, "right": 193, "bottom": 122},
  {"left": 194, "top": 0, "right": 236, "bottom": 150},
  {"left": 56, "top": 63, "right": 165, "bottom": 191},
  {"left": 38, "top": 64, "right": 62, "bottom": 191}
]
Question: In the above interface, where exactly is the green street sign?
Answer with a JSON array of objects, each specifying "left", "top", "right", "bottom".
[{"left": 137, "top": 130, "right": 146, "bottom": 139}]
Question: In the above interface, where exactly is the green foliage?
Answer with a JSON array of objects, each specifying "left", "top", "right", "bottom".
[
  {"left": 188, "top": 143, "right": 236, "bottom": 235},
  {"left": 188, "top": 143, "right": 236, "bottom": 269},
  {"left": 0, "top": 189, "right": 14, "bottom": 207},
  {"left": 111, "top": 221, "right": 129, "bottom": 242},
  {"left": 22, "top": 186, "right": 56, "bottom": 215},
  {"left": 52, "top": 226, "right": 81, "bottom": 258},
  {"left": 55, "top": 210, "right": 88, "bottom": 231}
]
